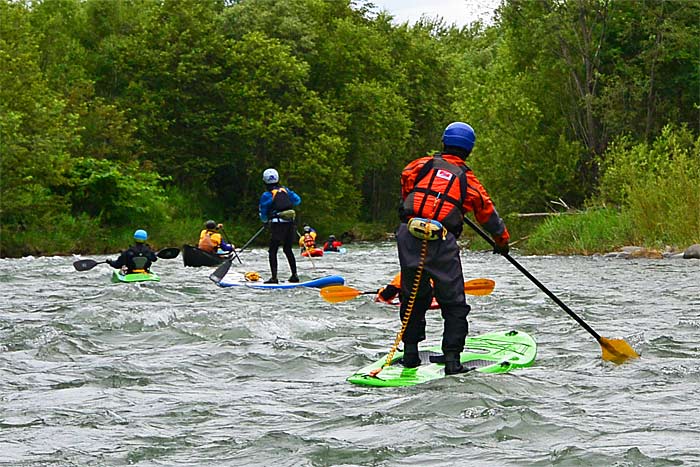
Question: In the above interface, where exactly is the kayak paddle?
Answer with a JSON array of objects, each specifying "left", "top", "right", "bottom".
[
  {"left": 155, "top": 247, "right": 180, "bottom": 259},
  {"left": 320, "top": 278, "right": 496, "bottom": 303},
  {"left": 73, "top": 259, "right": 108, "bottom": 271},
  {"left": 73, "top": 247, "right": 180, "bottom": 271},
  {"left": 463, "top": 216, "right": 639, "bottom": 364},
  {"left": 210, "top": 225, "right": 266, "bottom": 283}
]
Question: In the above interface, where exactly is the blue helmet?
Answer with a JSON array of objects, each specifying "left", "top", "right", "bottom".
[
  {"left": 133, "top": 229, "right": 148, "bottom": 243},
  {"left": 442, "top": 122, "right": 475, "bottom": 152}
]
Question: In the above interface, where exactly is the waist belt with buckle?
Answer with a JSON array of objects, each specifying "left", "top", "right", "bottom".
[{"left": 407, "top": 217, "right": 447, "bottom": 241}]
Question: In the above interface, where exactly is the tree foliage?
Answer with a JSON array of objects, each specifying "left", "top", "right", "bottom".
[{"left": 1, "top": 0, "right": 698, "bottom": 256}]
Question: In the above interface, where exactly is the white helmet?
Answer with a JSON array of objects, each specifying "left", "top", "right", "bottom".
[{"left": 262, "top": 168, "right": 279, "bottom": 184}]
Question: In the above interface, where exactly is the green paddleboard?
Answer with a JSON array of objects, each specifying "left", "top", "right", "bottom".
[
  {"left": 348, "top": 330, "right": 536, "bottom": 387},
  {"left": 111, "top": 270, "right": 160, "bottom": 283}
]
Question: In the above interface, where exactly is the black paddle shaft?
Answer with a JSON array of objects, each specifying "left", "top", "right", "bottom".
[
  {"left": 463, "top": 216, "right": 602, "bottom": 341},
  {"left": 219, "top": 228, "right": 243, "bottom": 264},
  {"left": 209, "top": 225, "right": 266, "bottom": 283},
  {"left": 237, "top": 225, "right": 266, "bottom": 253}
]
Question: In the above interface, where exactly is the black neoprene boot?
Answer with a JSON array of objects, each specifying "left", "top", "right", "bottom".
[
  {"left": 401, "top": 343, "right": 421, "bottom": 368},
  {"left": 444, "top": 352, "right": 468, "bottom": 375}
]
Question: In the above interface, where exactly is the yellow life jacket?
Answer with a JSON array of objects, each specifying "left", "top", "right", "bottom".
[{"left": 198, "top": 229, "right": 221, "bottom": 253}]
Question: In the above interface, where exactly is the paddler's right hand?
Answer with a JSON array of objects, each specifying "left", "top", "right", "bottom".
[{"left": 493, "top": 240, "right": 509, "bottom": 256}]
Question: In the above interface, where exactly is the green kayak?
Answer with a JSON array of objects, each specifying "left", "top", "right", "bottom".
[{"left": 111, "top": 270, "right": 160, "bottom": 283}]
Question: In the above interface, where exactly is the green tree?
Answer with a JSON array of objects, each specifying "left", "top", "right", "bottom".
[
  {"left": 491, "top": 0, "right": 699, "bottom": 204},
  {"left": 0, "top": 1, "right": 77, "bottom": 229},
  {"left": 598, "top": 0, "right": 700, "bottom": 140}
]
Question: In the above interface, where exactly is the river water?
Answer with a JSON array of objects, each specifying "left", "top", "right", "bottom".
[{"left": 1, "top": 243, "right": 698, "bottom": 466}]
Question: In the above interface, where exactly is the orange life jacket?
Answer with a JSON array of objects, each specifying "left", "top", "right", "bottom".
[
  {"left": 402, "top": 154, "right": 468, "bottom": 233},
  {"left": 198, "top": 229, "right": 221, "bottom": 253}
]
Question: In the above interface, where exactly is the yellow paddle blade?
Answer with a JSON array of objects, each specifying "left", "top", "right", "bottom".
[
  {"left": 320, "top": 285, "right": 363, "bottom": 303},
  {"left": 321, "top": 279, "right": 496, "bottom": 303},
  {"left": 464, "top": 278, "right": 495, "bottom": 296},
  {"left": 599, "top": 336, "right": 640, "bottom": 364}
]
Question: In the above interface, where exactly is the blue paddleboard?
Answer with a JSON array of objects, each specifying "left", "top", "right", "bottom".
[
  {"left": 217, "top": 274, "right": 345, "bottom": 289},
  {"left": 323, "top": 247, "right": 346, "bottom": 254}
]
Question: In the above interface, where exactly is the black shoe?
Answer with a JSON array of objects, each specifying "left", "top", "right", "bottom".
[
  {"left": 288, "top": 274, "right": 299, "bottom": 283},
  {"left": 264, "top": 277, "right": 278, "bottom": 284},
  {"left": 401, "top": 343, "right": 421, "bottom": 368},
  {"left": 444, "top": 353, "right": 469, "bottom": 375}
]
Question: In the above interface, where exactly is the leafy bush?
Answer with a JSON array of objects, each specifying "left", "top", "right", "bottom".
[
  {"left": 67, "top": 158, "right": 170, "bottom": 226},
  {"left": 597, "top": 124, "right": 700, "bottom": 246}
]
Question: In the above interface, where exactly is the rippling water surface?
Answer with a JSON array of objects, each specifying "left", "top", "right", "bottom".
[{"left": 1, "top": 243, "right": 699, "bottom": 466}]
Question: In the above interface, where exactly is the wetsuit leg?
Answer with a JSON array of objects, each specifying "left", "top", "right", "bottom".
[
  {"left": 268, "top": 224, "right": 284, "bottom": 278},
  {"left": 282, "top": 223, "right": 297, "bottom": 275},
  {"left": 398, "top": 268, "right": 432, "bottom": 344},
  {"left": 396, "top": 224, "right": 432, "bottom": 344},
  {"left": 426, "top": 232, "right": 470, "bottom": 354}
]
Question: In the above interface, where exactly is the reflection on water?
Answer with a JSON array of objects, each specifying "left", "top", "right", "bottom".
[{"left": 1, "top": 246, "right": 699, "bottom": 465}]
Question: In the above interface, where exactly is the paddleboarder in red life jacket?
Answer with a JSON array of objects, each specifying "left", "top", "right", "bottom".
[
  {"left": 198, "top": 220, "right": 234, "bottom": 255},
  {"left": 397, "top": 121, "right": 510, "bottom": 375},
  {"left": 322, "top": 235, "right": 343, "bottom": 252},
  {"left": 259, "top": 168, "right": 302, "bottom": 284},
  {"left": 107, "top": 229, "right": 158, "bottom": 274}
]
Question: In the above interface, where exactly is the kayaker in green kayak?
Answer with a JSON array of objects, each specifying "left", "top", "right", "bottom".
[{"left": 107, "top": 229, "right": 158, "bottom": 274}]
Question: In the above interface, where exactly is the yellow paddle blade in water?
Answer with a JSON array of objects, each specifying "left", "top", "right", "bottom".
[
  {"left": 320, "top": 285, "right": 365, "bottom": 303},
  {"left": 320, "top": 278, "right": 496, "bottom": 304},
  {"left": 600, "top": 337, "right": 640, "bottom": 364}
]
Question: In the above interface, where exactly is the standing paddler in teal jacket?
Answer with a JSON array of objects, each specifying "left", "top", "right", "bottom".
[{"left": 258, "top": 168, "right": 301, "bottom": 284}]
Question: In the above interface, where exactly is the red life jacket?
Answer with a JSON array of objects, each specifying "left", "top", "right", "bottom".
[
  {"left": 303, "top": 233, "right": 316, "bottom": 248},
  {"left": 402, "top": 154, "right": 468, "bottom": 233}
]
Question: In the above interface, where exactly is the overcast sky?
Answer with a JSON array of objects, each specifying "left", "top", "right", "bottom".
[{"left": 366, "top": 0, "right": 500, "bottom": 27}]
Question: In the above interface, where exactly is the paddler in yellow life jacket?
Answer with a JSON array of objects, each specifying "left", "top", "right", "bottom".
[
  {"left": 198, "top": 220, "right": 234, "bottom": 255},
  {"left": 298, "top": 225, "right": 318, "bottom": 253}
]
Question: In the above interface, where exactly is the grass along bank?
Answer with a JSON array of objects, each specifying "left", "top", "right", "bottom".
[{"left": 524, "top": 206, "right": 699, "bottom": 255}]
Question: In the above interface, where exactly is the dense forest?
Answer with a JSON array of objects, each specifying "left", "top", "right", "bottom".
[{"left": 1, "top": 0, "right": 698, "bottom": 257}]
